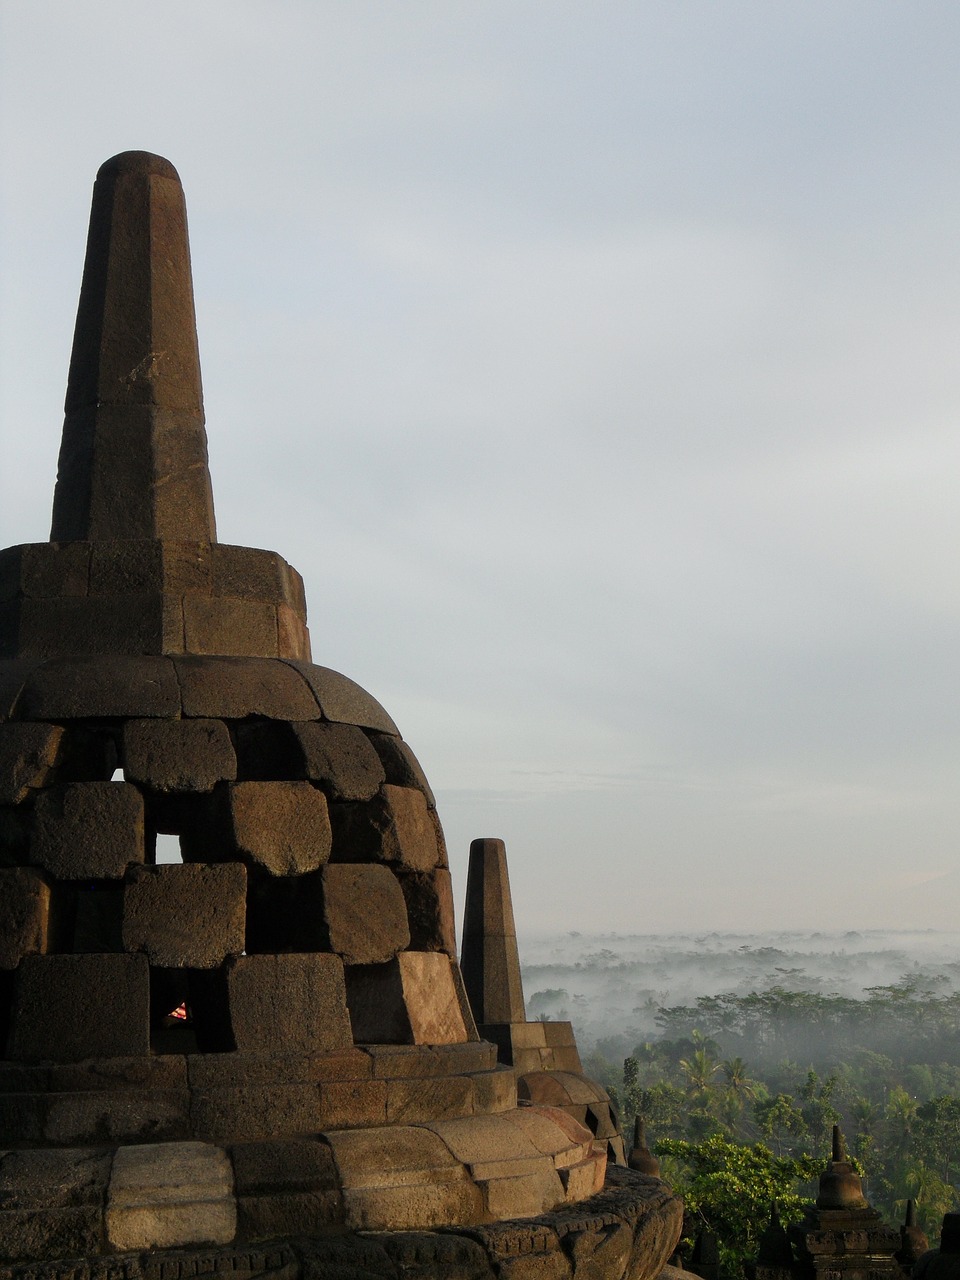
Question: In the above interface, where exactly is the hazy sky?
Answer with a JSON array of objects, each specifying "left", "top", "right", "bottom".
[{"left": 3, "top": 3, "right": 960, "bottom": 934}]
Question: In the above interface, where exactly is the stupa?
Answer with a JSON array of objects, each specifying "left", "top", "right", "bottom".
[{"left": 0, "top": 153, "right": 681, "bottom": 1279}]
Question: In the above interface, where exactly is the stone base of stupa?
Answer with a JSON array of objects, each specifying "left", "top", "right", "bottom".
[{"left": 0, "top": 1164, "right": 680, "bottom": 1280}]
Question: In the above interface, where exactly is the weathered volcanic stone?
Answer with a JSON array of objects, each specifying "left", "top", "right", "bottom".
[
  {"left": 231, "top": 1138, "right": 343, "bottom": 1239},
  {"left": 282, "top": 663, "right": 399, "bottom": 733},
  {"left": 460, "top": 838, "right": 526, "bottom": 1025},
  {"left": 8, "top": 592, "right": 185, "bottom": 659},
  {"left": 227, "top": 781, "right": 331, "bottom": 875},
  {"left": 347, "top": 952, "right": 467, "bottom": 1046},
  {"left": 106, "top": 1140, "right": 236, "bottom": 1252},
  {"left": 321, "top": 864, "right": 410, "bottom": 964},
  {"left": 368, "top": 731, "right": 436, "bottom": 807},
  {"left": 292, "top": 722, "right": 385, "bottom": 800},
  {"left": 31, "top": 781, "right": 145, "bottom": 879},
  {"left": 52, "top": 152, "right": 215, "bottom": 543},
  {"left": 331, "top": 785, "right": 442, "bottom": 871},
  {"left": 0, "top": 723, "right": 63, "bottom": 804},
  {"left": 0, "top": 1148, "right": 112, "bottom": 1265},
  {"left": 219, "top": 953, "right": 352, "bottom": 1054},
  {"left": 89, "top": 539, "right": 210, "bottom": 596},
  {"left": 174, "top": 656, "right": 319, "bottom": 721},
  {"left": 397, "top": 868, "right": 457, "bottom": 954},
  {"left": 15, "top": 655, "right": 181, "bottom": 720},
  {"left": 122, "top": 862, "right": 246, "bottom": 967},
  {"left": 0, "top": 542, "right": 91, "bottom": 602},
  {"left": 0, "top": 868, "right": 50, "bottom": 969},
  {"left": 183, "top": 595, "right": 278, "bottom": 658},
  {"left": 122, "top": 718, "right": 236, "bottom": 792},
  {"left": 7, "top": 953, "right": 150, "bottom": 1061}
]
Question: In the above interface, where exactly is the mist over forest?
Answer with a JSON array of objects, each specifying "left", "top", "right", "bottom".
[{"left": 519, "top": 928, "right": 960, "bottom": 1059}]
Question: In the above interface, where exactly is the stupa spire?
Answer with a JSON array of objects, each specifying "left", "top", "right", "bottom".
[{"left": 51, "top": 151, "right": 216, "bottom": 542}]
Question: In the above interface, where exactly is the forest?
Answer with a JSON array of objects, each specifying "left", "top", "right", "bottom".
[{"left": 522, "top": 930, "right": 960, "bottom": 1280}]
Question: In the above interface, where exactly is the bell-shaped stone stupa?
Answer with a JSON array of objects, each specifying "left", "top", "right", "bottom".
[{"left": 0, "top": 153, "right": 681, "bottom": 1279}]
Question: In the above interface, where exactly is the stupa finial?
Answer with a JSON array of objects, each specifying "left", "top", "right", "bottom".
[{"left": 51, "top": 150, "right": 216, "bottom": 543}]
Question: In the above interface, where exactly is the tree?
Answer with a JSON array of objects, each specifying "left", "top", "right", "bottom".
[
  {"left": 657, "top": 1134, "right": 820, "bottom": 1280},
  {"left": 753, "top": 1094, "right": 808, "bottom": 1158}
]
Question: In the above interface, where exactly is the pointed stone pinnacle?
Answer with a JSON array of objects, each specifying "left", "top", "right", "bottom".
[
  {"left": 832, "top": 1124, "right": 845, "bottom": 1162},
  {"left": 51, "top": 151, "right": 216, "bottom": 542},
  {"left": 460, "top": 838, "right": 526, "bottom": 1025}
]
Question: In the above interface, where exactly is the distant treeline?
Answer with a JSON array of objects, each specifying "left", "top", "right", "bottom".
[
  {"left": 616, "top": 975, "right": 960, "bottom": 1070},
  {"left": 582, "top": 972, "right": 960, "bottom": 1254}
]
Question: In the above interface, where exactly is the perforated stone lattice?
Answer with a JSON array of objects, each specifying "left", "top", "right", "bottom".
[{"left": 0, "top": 657, "right": 462, "bottom": 1060}]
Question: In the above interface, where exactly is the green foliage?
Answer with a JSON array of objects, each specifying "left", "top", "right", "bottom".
[
  {"left": 657, "top": 1135, "right": 819, "bottom": 1280},
  {"left": 602, "top": 973, "right": 960, "bottom": 1243}
]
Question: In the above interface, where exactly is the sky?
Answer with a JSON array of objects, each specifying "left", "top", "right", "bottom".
[{"left": 2, "top": 3, "right": 960, "bottom": 935}]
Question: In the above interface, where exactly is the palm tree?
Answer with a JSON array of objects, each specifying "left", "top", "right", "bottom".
[{"left": 679, "top": 1046, "right": 719, "bottom": 1101}]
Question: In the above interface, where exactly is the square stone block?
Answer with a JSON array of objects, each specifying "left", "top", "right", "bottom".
[
  {"left": 228, "top": 781, "right": 331, "bottom": 875},
  {"left": 12, "top": 594, "right": 185, "bottom": 658},
  {"left": 282, "top": 663, "right": 398, "bottom": 733},
  {"left": 0, "top": 868, "right": 50, "bottom": 969},
  {"left": 397, "top": 868, "right": 456, "bottom": 953},
  {"left": 317, "top": 1079, "right": 388, "bottom": 1128},
  {"left": 190, "top": 1083, "right": 329, "bottom": 1143},
  {"left": 8, "top": 953, "right": 150, "bottom": 1062},
  {"left": 210, "top": 545, "right": 306, "bottom": 616},
  {"left": 346, "top": 953, "right": 467, "bottom": 1046},
  {"left": 0, "top": 542, "right": 92, "bottom": 602},
  {"left": 31, "top": 781, "right": 144, "bottom": 879},
  {"left": 230, "top": 1139, "right": 339, "bottom": 1195},
  {"left": 480, "top": 1165, "right": 564, "bottom": 1220},
  {"left": 321, "top": 864, "right": 409, "bottom": 964},
  {"left": 122, "top": 863, "right": 246, "bottom": 968},
  {"left": 368, "top": 732, "right": 435, "bottom": 807},
  {"left": 174, "top": 656, "right": 320, "bottom": 720},
  {"left": 15, "top": 655, "right": 180, "bottom": 720},
  {"left": 89, "top": 539, "right": 211, "bottom": 597},
  {"left": 106, "top": 1140, "right": 236, "bottom": 1252},
  {"left": 0, "top": 723, "right": 63, "bottom": 804},
  {"left": 183, "top": 596, "right": 279, "bottom": 658},
  {"left": 224, "top": 953, "right": 352, "bottom": 1054},
  {"left": 342, "top": 1181, "right": 485, "bottom": 1232},
  {"left": 291, "top": 722, "right": 385, "bottom": 800},
  {"left": 277, "top": 604, "right": 311, "bottom": 662},
  {"left": 326, "top": 1125, "right": 464, "bottom": 1191},
  {"left": 385, "top": 1075, "right": 475, "bottom": 1124},
  {"left": 122, "top": 718, "right": 236, "bottom": 792},
  {"left": 331, "top": 785, "right": 441, "bottom": 872},
  {"left": 399, "top": 952, "right": 468, "bottom": 1045},
  {"left": 236, "top": 1189, "right": 343, "bottom": 1240}
]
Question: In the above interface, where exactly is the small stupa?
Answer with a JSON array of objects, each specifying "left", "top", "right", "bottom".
[
  {"left": 789, "top": 1127, "right": 899, "bottom": 1280},
  {"left": 0, "top": 153, "right": 681, "bottom": 1278}
]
